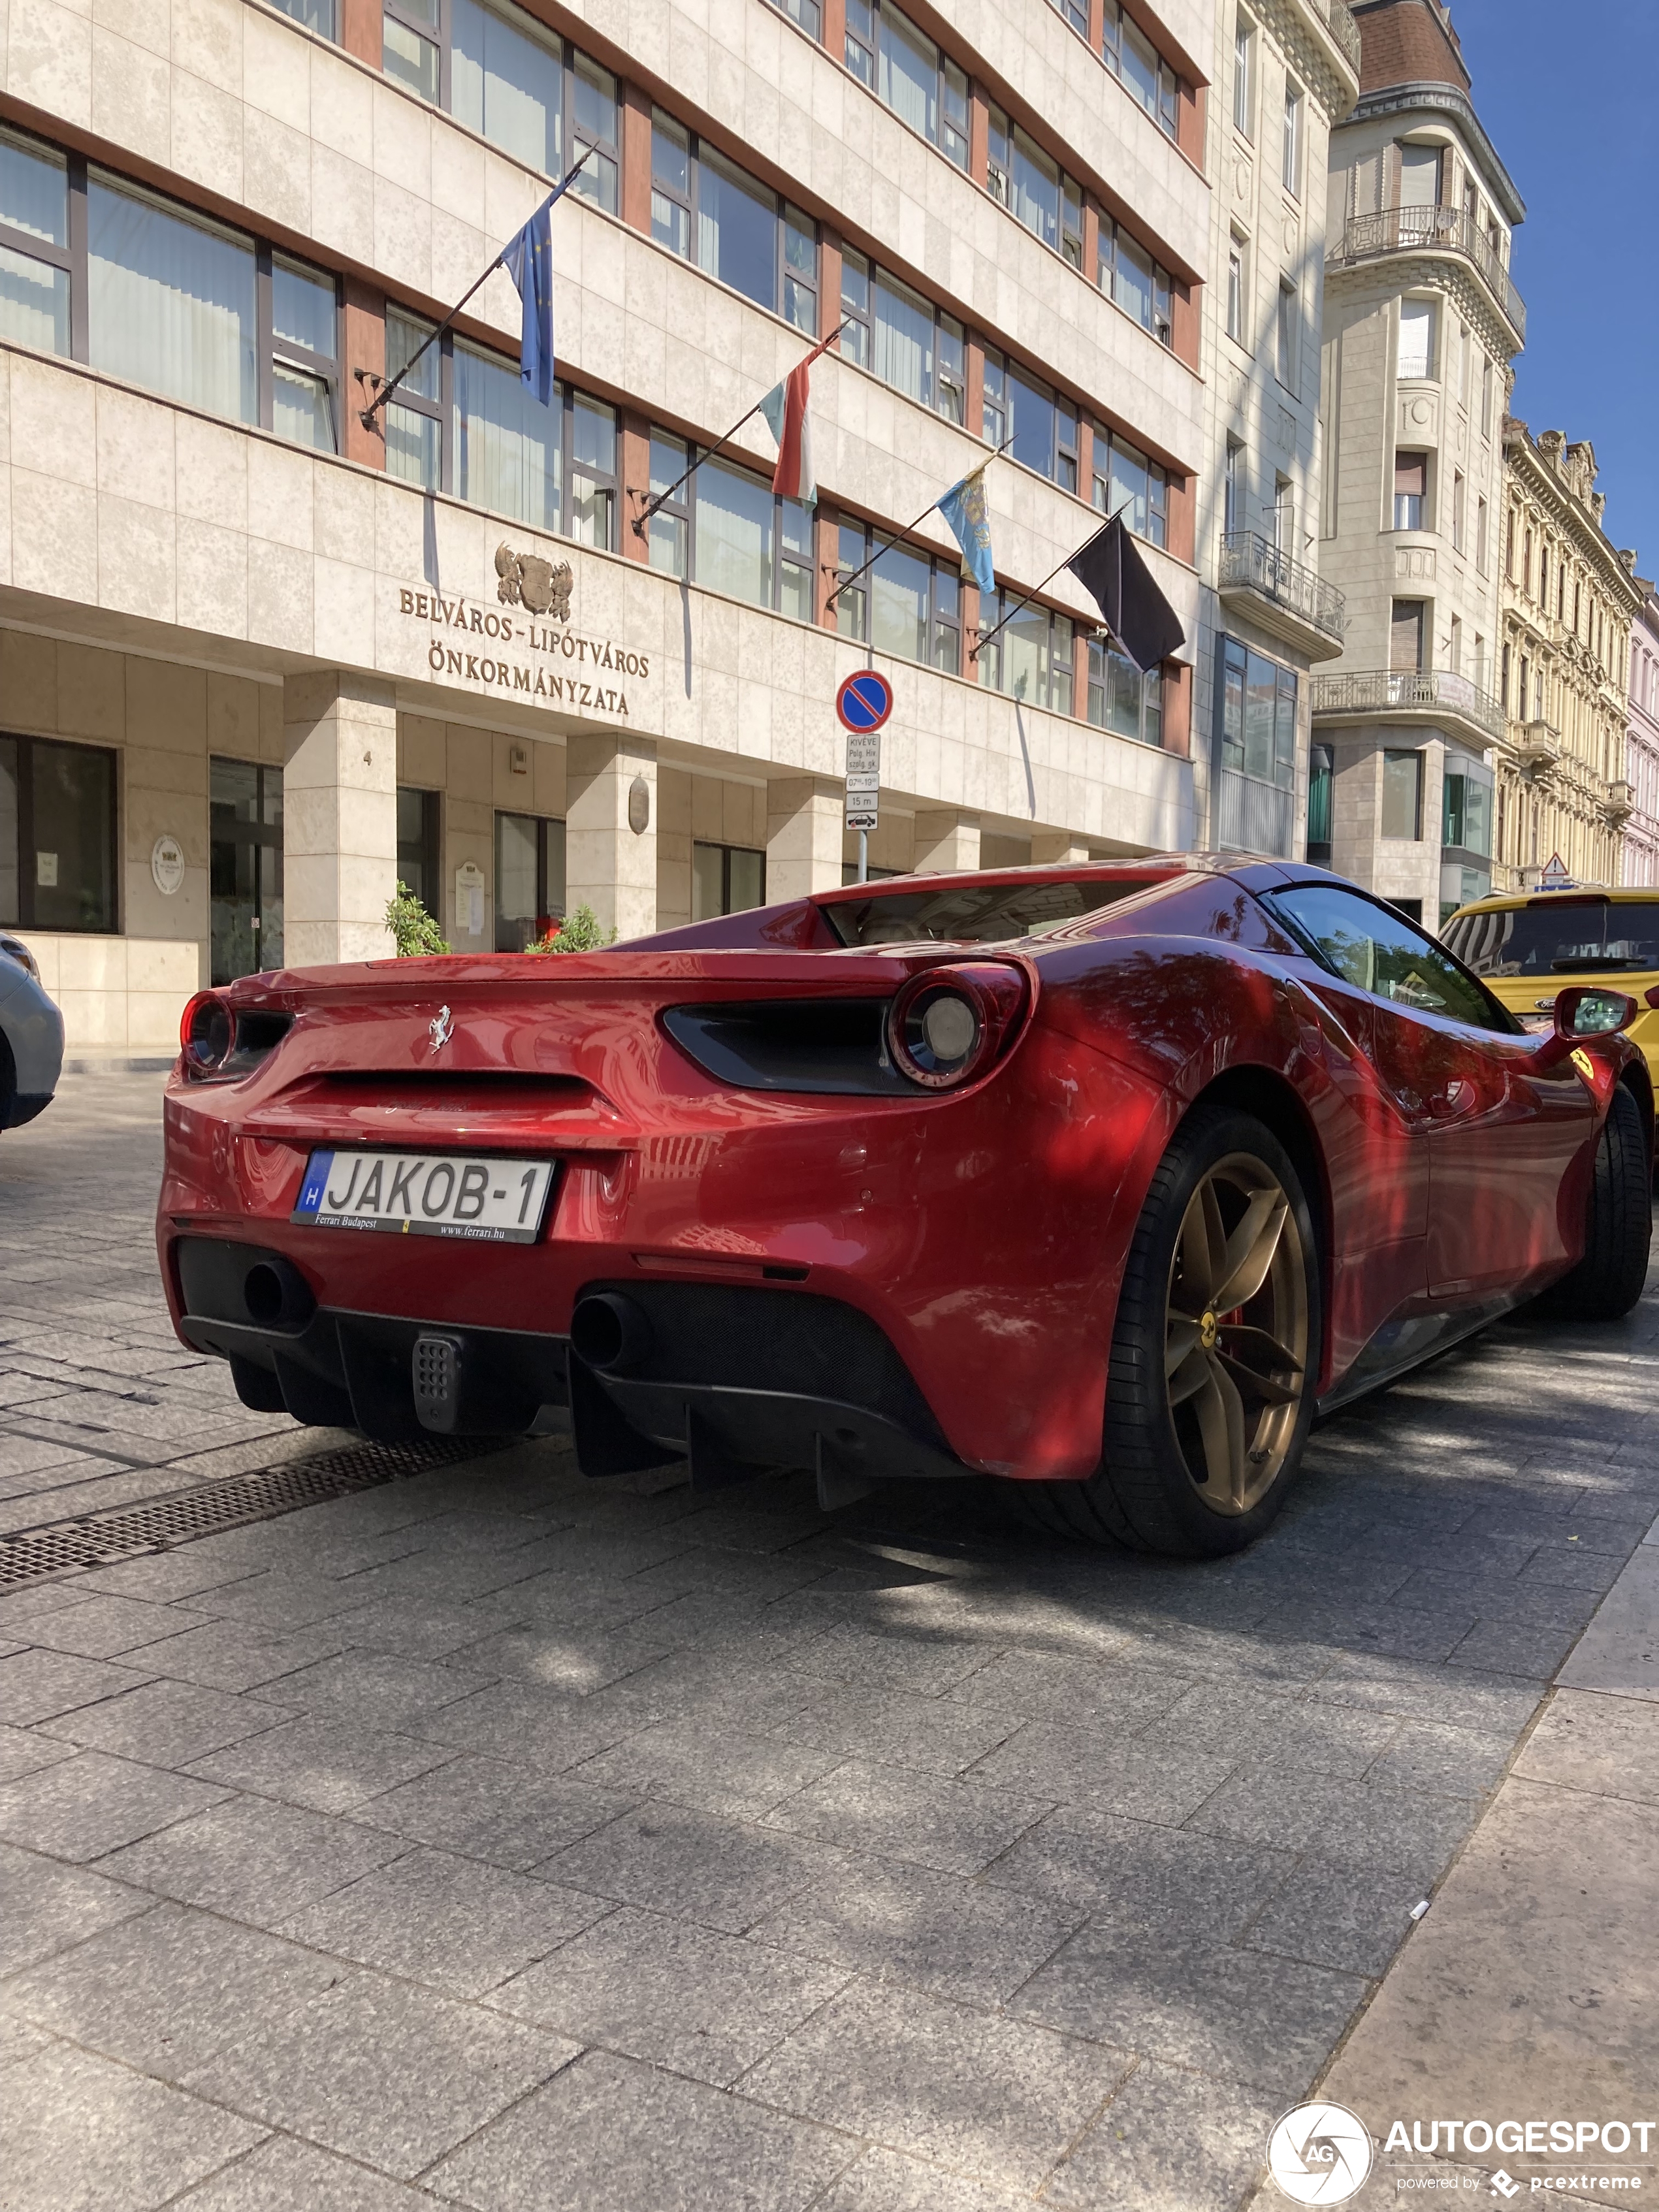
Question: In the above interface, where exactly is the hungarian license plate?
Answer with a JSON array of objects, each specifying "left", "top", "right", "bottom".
[{"left": 291, "top": 1150, "right": 555, "bottom": 1243}]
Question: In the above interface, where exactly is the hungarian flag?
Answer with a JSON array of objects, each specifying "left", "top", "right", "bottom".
[
  {"left": 760, "top": 359, "right": 816, "bottom": 505},
  {"left": 760, "top": 327, "right": 848, "bottom": 506}
]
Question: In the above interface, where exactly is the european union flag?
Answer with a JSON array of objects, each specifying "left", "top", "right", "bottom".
[
  {"left": 939, "top": 463, "right": 995, "bottom": 596},
  {"left": 502, "top": 197, "right": 556, "bottom": 407}
]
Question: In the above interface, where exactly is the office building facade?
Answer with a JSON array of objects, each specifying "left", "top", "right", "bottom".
[{"left": 0, "top": 0, "right": 1219, "bottom": 1051}]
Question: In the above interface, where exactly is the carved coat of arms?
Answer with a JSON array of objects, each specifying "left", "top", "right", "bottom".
[{"left": 495, "top": 543, "right": 573, "bottom": 622}]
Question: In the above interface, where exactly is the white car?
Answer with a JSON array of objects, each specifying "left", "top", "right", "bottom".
[{"left": 0, "top": 935, "right": 64, "bottom": 1130}]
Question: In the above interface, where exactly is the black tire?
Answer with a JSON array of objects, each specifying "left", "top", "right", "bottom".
[
  {"left": 1537, "top": 1082, "right": 1651, "bottom": 1322},
  {"left": 1003, "top": 1105, "right": 1321, "bottom": 1558}
]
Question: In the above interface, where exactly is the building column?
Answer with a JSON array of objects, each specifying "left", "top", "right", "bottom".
[
  {"left": 282, "top": 672, "right": 397, "bottom": 969},
  {"left": 766, "top": 777, "right": 845, "bottom": 901},
  {"left": 912, "top": 810, "right": 980, "bottom": 873},
  {"left": 1031, "top": 833, "right": 1091, "bottom": 864},
  {"left": 566, "top": 731, "right": 658, "bottom": 942}
]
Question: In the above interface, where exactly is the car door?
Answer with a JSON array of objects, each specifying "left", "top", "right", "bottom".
[{"left": 1269, "top": 885, "right": 1597, "bottom": 1300}]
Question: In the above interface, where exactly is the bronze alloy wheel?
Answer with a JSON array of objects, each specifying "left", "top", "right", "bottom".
[{"left": 1163, "top": 1151, "right": 1310, "bottom": 1516}]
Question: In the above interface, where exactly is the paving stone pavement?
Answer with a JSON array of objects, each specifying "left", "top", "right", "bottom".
[{"left": 0, "top": 1070, "right": 1656, "bottom": 2211}]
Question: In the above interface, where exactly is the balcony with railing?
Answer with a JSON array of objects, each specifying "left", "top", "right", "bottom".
[
  {"left": 1310, "top": 667, "right": 1508, "bottom": 748},
  {"left": 1327, "top": 205, "right": 1526, "bottom": 344},
  {"left": 1300, "top": 0, "right": 1362, "bottom": 72},
  {"left": 1217, "top": 534, "right": 1347, "bottom": 663}
]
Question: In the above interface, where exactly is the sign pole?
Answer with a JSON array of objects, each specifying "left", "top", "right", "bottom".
[{"left": 858, "top": 828, "right": 869, "bottom": 884}]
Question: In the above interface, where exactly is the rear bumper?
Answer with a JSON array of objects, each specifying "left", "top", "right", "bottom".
[{"left": 176, "top": 1238, "right": 967, "bottom": 1491}]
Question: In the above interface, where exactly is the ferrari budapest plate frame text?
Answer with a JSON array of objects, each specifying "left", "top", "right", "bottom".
[{"left": 291, "top": 1150, "right": 557, "bottom": 1243}]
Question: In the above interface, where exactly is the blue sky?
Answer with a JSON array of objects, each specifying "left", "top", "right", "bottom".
[{"left": 1449, "top": 1, "right": 1659, "bottom": 568}]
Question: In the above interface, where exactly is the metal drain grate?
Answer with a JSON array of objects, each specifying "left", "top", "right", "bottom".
[{"left": 0, "top": 1434, "right": 509, "bottom": 1592}]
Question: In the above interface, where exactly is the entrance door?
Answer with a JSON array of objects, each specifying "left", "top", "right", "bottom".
[{"left": 210, "top": 758, "right": 283, "bottom": 983}]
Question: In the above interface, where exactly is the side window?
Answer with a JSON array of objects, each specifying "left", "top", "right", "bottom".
[{"left": 1273, "top": 884, "right": 1505, "bottom": 1031}]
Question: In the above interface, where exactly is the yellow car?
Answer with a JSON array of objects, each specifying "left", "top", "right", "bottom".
[{"left": 1441, "top": 888, "right": 1659, "bottom": 1081}]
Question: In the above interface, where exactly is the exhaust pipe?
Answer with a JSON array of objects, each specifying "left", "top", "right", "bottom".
[
  {"left": 242, "top": 1256, "right": 315, "bottom": 1330},
  {"left": 570, "top": 1291, "right": 654, "bottom": 1375}
]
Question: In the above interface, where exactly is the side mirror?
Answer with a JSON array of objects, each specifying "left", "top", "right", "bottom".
[{"left": 1536, "top": 985, "right": 1639, "bottom": 1066}]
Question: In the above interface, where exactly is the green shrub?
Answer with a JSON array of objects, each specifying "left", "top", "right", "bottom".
[
  {"left": 385, "top": 881, "right": 450, "bottom": 957},
  {"left": 528, "top": 903, "right": 615, "bottom": 954}
]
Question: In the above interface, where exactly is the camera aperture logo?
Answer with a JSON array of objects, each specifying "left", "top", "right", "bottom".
[{"left": 1268, "top": 2102, "right": 1376, "bottom": 2204}]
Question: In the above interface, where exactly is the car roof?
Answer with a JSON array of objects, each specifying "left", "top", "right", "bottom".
[{"left": 1449, "top": 888, "right": 1659, "bottom": 916}]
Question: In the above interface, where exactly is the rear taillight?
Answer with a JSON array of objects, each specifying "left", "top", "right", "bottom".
[
  {"left": 180, "top": 991, "right": 234, "bottom": 1074},
  {"left": 179, "top": 994, "right": 292, "bottom": 1080},
  {"left": 886, "top": 963, "right": 1029, "bottom": 1091}
]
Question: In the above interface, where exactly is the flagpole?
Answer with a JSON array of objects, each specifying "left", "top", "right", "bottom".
[
  {"left": 826, "top": 437, "right": 1014, "bottom": 613},
  {"left": 357, "top": 144, "right": 597, "bottom": 434},
  {"left": 631, "top": 321, "right": 851, "bottom": 538},
  {"left": 969, "top": 498, "right": 1131, "bottom": 661}
]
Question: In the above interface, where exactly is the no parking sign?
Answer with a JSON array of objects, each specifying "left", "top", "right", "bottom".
[{"left": 837, "top": 671, "right": 891, "bottom": 833}]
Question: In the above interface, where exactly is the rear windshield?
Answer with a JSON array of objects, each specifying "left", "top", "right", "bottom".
[
  {"left": 821, "top": 876, "right": 1156, "bottom": 947},
  {"left": 1443, "top": 897, "right": 1659, "bottom": 978}
]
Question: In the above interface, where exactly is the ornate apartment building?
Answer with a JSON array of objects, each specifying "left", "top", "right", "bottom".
[
  {"left": 0, "top": 0, "right": 1228, "bottom": 1053},
  {"left": 1197, "top": 0, "right": 1358, "bottom": 859},
  {"left": 1309, "top": 0, "right": 1522, "bottom": 926},
  {"left": 1626, "top": 586, "right": 1659, "bottom": 888},
  {"left": 1495, "top": 422, "right": 1641, "bottom": 891}
]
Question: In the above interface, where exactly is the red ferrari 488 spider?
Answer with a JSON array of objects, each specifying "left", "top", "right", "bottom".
[{"left": 159, "top": 856, "right": 1652, "bottom": 1556}]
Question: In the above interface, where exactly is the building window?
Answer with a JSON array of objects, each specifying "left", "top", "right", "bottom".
[
  {"left": 1087, "top": 639, "right": 1162, "bottom": 745},
  {"left": 978, "top": 594, "right": 1074, "bottom": 715},
  {"left": 1398, "top": 298, "right": 1435, "bottom": 381},
  {"left": 1443, "top": 771, "right": 1492, "bottom": 858},
  {"left": 496, "top": 810, "right": 566, "bottom": 949},
  {"left": 1476, "top": 495, "right": 1489, "bottom": 574},
  {"left": 765, "top": 0, "right": 822, "bottom": 38},
  {"left": 1393, "top": 453, "right": 1426, "bottom": 532},
  {"left": 1501, "top": 641, "right": 1511, "bottom": 711},
  {"left": 396, "top": 787, "right": 441, "bottom": 923},
  {"left": 1451, "top": 468, "right": 1466, "bottom": 553},
  {"left": 1307, "top": 743, "right": 1334, "bottom": 864},
  {"left": 651, "top": 116, "right": 816, "bottom": 333},
  {"left": 1099, "top": 217, "right": 1174, "bottom": 346},
  {"left": 838, "top": 253, "right": 964, "bottom": 424},
  {"left": 1506, "top": 507, "right": 1517, "bottom": 579},
  {"left": 1481, "top": 357, "right": 1494, "bottom": 438},
  {"left": 1093, "top": 431, "right": 1168, "bottom": 547},
  {"left": 272, "top": 0, "right": 337, "bottom": 31},
  {"left": 1274, "top": 475, "right": 1295, "bottom": 554},
  {"left": 982, "top": 351, "right": 1078, "bottom": 492},
  {"left": 1381, "top": 750, "right": 1424, "bottom": 841},
  {"left": 835, "top": 522, "right": 960, "bottom": 671},
  {"left": 1226, "top": 234, "right": 1246, "bottom": 342},
  {"left": 987, "top": 110, "right": 1082, "bottom": 268},
  {"left": 1523, "top": 528, "right": 1534, "bottom": 596},
  {"left": 207, "top": 758, "right": 283, "bottom": 982},
  {"left": 1275, "top": 280, "right": 1297, "bottom": 391},
  {"left": 382, "top": 0, "right": 619, "bottom": 210},
  {"left": 1103, "top": 1, "right": 1179, "bottom": 138},
  {"left": 1233, "top": 13, "right": 1255, "bottom": 138},
  {"left": 1391, "top": 599, "right": 1425, "bottom": 672},
  {"left": 845, "top": 0, "right": 969, "bottom": 168},
  {"left": 646, "top": 434, "right": 813, "bottom": 620},
  {"left": 1519, "top": 654, "right": 1530, "bottom": 720},
  {"left": 1224, "top": 439, "right": 1243, "bottom": 536},
  {"left": 1218, "top": 637, "right": 1297, "bottom": 792},
  {"left": 1281, "top": 82, "right": 1304, "bottom": 198},
  {"left": 1539, "top": 544, "right": 1549, "bottom": 608},
  {"left": 693, "top": 842, "right": 767, "bottom": 920},
  {"left": 0, "top": 130, "right": 343, "bottom": 453},
  {"left": 0, "top": 735, "right": 116, "bottom": 936},
  {"left": 385, "top": 313, "right": 617, "bottom": 546}
]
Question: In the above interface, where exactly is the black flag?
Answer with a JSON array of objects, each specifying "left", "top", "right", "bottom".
[{"left": 1067, "top": 513, "right": 1185, "bottom": 671}]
